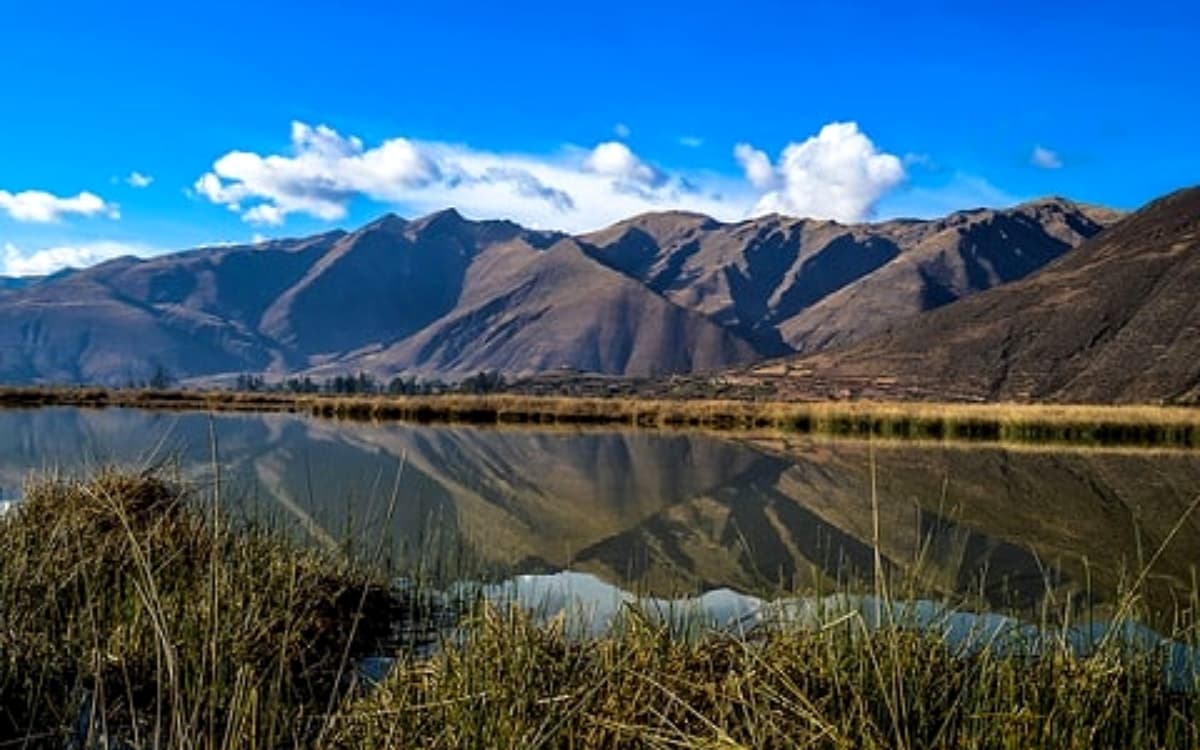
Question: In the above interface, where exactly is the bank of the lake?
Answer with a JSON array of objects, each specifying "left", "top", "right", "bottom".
[
  {"left": 2, "top": 386, "right": 1199, "bottom": 448},
  {"left": 0, "top": 469, "right": 1196, "bottom": 749}
]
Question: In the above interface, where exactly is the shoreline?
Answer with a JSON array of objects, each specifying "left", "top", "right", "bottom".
[
  {"left": 1, "top": 386, "right": 1198, "bottom": 448},
  {"left": 0, "top": 384, "right": 1195, "bottom": 446}
]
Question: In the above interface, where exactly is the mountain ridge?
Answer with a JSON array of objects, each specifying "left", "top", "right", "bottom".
[
  {"left": 737, "top": 186, "right": 1200, "bottom": 403},
  {"left": 0, "top": 197, "right": 1122, "bottom": 386}
]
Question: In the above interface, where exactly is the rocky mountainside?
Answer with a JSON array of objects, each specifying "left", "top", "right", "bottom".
[
  {"left": 741, "top": 187, "right": 1200, "bottom": 403},
  {"left": 0, "top": 198, "right": 1117, "bottom": 385},
  {"left": 581, "top": 198, "right": 1117, "bottom": 355}
]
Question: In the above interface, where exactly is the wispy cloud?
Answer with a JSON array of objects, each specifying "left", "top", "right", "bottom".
[
  {"left": 125, "top": 171, "right": 154, "bottom": 188},
  {"left": 613, "top": 123, "right": 631, "bottom": 139},
  {"left": 1, "top": 240, "right": 147, "bottom": 276},
  {"left": 878, "top": 173, "right": 1022, "bottom": 219},
  {"left": 0, "top": 189, "right": 118, "bottom": 223},
  {"left": 679, "top": 136, "right": 704, "bottom": 148},
  {"left": 1031, "top": 145, "right": 1063, "bottom": 170}
]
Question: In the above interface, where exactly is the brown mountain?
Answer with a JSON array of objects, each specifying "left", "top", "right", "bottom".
[
  {"left": 336, "top": 236, "right": 758, "bottom": 377},
  {"left": 0, "top": 210, "right": 756, "bottom": 384},
  {"left": 0, "top": 198, "right": 1118, "bottom": 386},
  {"left": 745, "top": 186, "right": 1200, "bottom": 403},
  {"left": 581, "top": 198, "right": 1116, "bottom": 355}
]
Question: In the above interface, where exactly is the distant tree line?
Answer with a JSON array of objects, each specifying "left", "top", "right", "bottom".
[
  {"left": 229, "top": 370, "right": 507, "bottom": 396},
  {"left": 125, "top": 364, "right": 176, "bottom": 390},
  {"left": 119, "top": 364, "right": 509, "bottom": 396}
]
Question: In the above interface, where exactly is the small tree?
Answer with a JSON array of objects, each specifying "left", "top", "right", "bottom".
[{"left": 148, "top": 365, "right": 174, "bottom": 390}]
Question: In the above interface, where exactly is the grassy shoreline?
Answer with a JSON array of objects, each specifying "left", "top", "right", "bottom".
[
  {"left": 0, "top": 470, "right": 1196, "bottom": 748},
  {"left": 2, "top": 386, "right": 1199, "bottom": 447}
]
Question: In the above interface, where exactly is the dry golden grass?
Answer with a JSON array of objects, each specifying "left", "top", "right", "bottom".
[{"left": 1, "top": 387, "right": 1197, "bottom": 447}]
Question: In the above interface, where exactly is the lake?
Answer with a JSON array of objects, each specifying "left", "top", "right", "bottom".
[{"left": 2, "top": 406, "right": 1199, "bottom": 613}]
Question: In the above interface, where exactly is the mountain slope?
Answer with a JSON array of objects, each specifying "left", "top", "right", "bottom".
[
  {"left": 581, "top": 199, "right": 1116, "bottom": 355},
  {"left": 750, "top": 187, "right": 1200, "bottom": 403},
  {"left": 338, "top": 237, "right": 761, "bottom": 377},
  {"left": 0, "top": 234, "right": 347, "bottom": 383},
  {"left": 258, "top": 210, "right": 555, "bottom": 358},
  {"left": 0, "top": 277, "right": 32, "bottom": 292}
]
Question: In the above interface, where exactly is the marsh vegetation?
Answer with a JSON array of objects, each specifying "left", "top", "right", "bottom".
[
  {"left": 2, "top": 386, "right": 1199, "bottom": 448},
  {"left": 0, "top": 466, "right": 1196, "bottom": 748}
]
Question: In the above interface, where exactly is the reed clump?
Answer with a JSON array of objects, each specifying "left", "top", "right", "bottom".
[
  {"left": 327, "top": 603, "right": 1199, "bottom": 749},
  {"left": 0, "top": 470, "right": 394, "bottom": 748}
]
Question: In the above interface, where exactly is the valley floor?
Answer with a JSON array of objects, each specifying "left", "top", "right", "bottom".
[{"left": 1, "top": 385, "right": 1199, "bottom": 448}]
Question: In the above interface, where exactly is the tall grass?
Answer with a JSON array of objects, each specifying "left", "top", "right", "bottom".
[
  {"left": 2, "top": 386, "right": 1199, "bottom": 447},
  {"left": 0, "top": 470, "right": 396, "bottom": 748},
  {"left": 323, "top": 590, "right": 1200, "bottom": 749},
  {"left": 0, "top": 469, "right": 1196, "bottom": 748}
]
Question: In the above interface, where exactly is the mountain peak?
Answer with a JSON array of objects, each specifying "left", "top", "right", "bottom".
[
  {"left": 360, "top": 212, "right": 408, "bottom": 232},
  {"left": 408, "top": 207, "right": 467, "bottom": 232}
]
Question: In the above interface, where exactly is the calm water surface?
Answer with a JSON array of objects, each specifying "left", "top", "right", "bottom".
[{"left": 2, "top": 406, "right": 1199, "bottom": 610}]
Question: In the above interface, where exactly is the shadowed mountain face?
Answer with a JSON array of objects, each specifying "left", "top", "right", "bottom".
[
  {"left": 3, "top": 408, "right": 1197, "bottom": 610},
  {"left": 0, "top": 277, "right": 33, "bottom": 291},
  {"left": 748, "top": 187, "right": 1200, "bottom": 403},
  {"left": 337, "top": 238, "right": 760, "bottom": 377},
  {"left": 0, "top": 200, "right": 1113, "bottom": 385},
  {"left": 581, "top": 198, "right": 1116, "bottom": 355}
]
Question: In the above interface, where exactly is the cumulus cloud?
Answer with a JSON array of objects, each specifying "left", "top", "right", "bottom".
[
  {"left": 1, "top": 241, "right": 145, "bottom": 276},
  {"left": 193, "top": 120, "right": 982, "bottom": 230},
  {"left": 194, "top": 121, "right": 742, "bottom": 231},
  {"left": 0, "top": 189, "right": 118, "bottom": 223},
  {"left": 582, "top": 141, "right": 665, "bottom": 187},
  {"left": 734, "top": 144, "right": 776, "bottom": 190},
  {"left": 126, "top": 171, "right": 154, "bottom": 188},
  {"left": 1031, "top": 145, "right": 1062, "bottom": 169},
  {"left": 737, "top": 122, "right": 906, "bottom": 223},
  {"left": 193, "top": 121, "right": 441, "bottom": 225}
]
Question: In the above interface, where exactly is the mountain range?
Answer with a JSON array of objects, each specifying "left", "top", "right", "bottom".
[
  {"left": 0, "top": 197, "right": 1118, "bottom": 387},
  {"left": 738, "top": 186, "right": 1200, "bottom": 403}
]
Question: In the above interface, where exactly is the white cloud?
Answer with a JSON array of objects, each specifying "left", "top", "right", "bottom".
[
  {"left": 734, "top": 143, "right": 776, "bottom": 190},
  {"left": 613, "top": 123, "right": 631, "bottom": 139},
  {"left": 1031, "top": 145, "right": 1063, "bottom": 169},
  {"left": 582, "top": 141, "right": 664, "bottom": 186},
  {"left": 194, "top": 121, "right": 745, "bottom": 231},
  {"left": 679, "top": 136, "right": 704, "bottom": 148},
  {"left": 194, "top": 120, "right": 1001, "bottom": 231},
  {"left": 0, "top": 189, "right": 118, "bottom": 223},
  {"left": 738, "top": 122, "right": 906, "bottom": 223},
  {"left": 126, "top": 171, "right": 154, "bottom": 188},
  {"left": 1, "top": 241, "right": 146, "bottom": 276}
]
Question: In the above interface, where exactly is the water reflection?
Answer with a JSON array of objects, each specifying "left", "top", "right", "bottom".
[{"left": 1, "top": 407, "right": 1198, "bottom": 609}]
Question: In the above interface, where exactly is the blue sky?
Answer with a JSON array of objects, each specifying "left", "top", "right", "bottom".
[{"left": 1, "top": 0, "right": 1197, "bottom": 275}]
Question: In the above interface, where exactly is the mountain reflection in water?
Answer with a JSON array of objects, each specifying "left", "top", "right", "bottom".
[{"left": 1, "top": 406, "right": 1198, "bottom": 612}]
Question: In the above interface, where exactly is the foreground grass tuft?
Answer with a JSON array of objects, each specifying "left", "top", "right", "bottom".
[
  {"left": 329, "top": 605, "right": 1199, "bottom": 750},
  {"left": 0, "top": 470, "right": 394, "bottom": 748}
]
